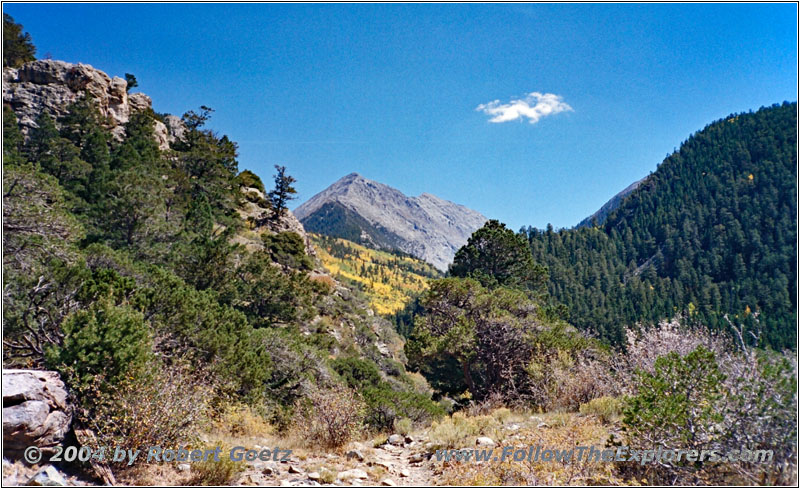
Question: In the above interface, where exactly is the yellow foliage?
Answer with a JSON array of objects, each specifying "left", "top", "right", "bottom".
[{"left": 310, "top": 234, "right": 440, "bottom": 314}]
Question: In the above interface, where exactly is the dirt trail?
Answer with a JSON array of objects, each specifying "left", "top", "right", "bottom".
[{"left": 235, "top": 436, "right": 438, "bottom": 487}]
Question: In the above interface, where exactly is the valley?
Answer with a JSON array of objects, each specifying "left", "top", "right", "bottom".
[{"left": 2, "top": 9, "right": 797, "bottom": 488}]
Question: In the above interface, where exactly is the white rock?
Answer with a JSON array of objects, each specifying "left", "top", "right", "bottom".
[
  {"left": 476, "top": 436, "right": 495, "bottom": 446},
  {"left": 26, "top": 466, "right": 67, "bottom": 486},
  {"left": 381, "top": 479, "right": 396, "bottom": 486},
  {"left": 346, "top": 450, "right": 364, "bottom": 462},
  {"left": 337, "top": 469, "right": 368, "bottom": 480}
]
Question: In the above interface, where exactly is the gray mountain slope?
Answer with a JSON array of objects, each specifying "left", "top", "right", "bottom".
[
  {"left": 295, "top": 173, "right": 487, "bottom": 270},
  {"left": 576, "top": 177, "right": 645, "bottom": 228}
]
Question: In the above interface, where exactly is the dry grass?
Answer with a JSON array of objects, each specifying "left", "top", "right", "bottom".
[
  {"left": 428, "top": 406, "right": 527, "bottom": 449},
  {"left": 211, "top": 404, "right": 274, "bottom": 438},
  {"left": 437, "top": 410, "right": 633, "bottom": 486},
  {"left": 393, "top": 417, "right": 413, "bottom": 436},
  {"left": 579, "top": 396, "right": 623, "bottom": 423},
  {"left": 115, "top": 463, "right": 188, "bottom": 486},
  {"left": 186, "top": 446, "right": 246, "bottom": 486}
]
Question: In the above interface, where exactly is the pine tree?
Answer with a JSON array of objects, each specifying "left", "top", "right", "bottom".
[
  {"left": 3, "top": 14, "right": 35, "bottom": 68},
  {"left": 268, "top": 165, "right": 297, "bottom": 221}
]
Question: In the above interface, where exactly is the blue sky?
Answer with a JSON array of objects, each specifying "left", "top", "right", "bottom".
[{"left": 4, "top": 3, "right": 797, "bottom": 230}]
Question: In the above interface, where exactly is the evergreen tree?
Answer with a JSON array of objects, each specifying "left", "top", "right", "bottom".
[
  {"left": 3, "top": 14, "right": 35, "bottom": 67},
  {"left": 124, "top": 73, "right": 138, "bottom": 92},
  {"left": 3, "top": 105, "right": 24, "bottom": 164},
  {"left": 450, "top": 219, "right": 548, "bottom": 295},
  {"left": 268, "top": 165, "right": 297, "bottom": 220}
]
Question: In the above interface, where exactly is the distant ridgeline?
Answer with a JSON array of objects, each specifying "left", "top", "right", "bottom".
[{"left": 525, "top": 102, "right": 797, "bottom": 350}]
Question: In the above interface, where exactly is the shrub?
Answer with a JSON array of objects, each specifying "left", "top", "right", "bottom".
[
  {"left": 623, "top": 346, "right": 724, "bottom": 449},
  {"left": 46, "top": 299, "right": 153, "bottom": 390},
  {"left": 236, "top": 169, "right": 266, "bottom": 193},
  {"left": 719, "top": 349, "right": 796, "bottom": 485},
  {"left": 294, "top": 385, "right": 365, "bottom": 449},
  {"left": 393, "top": 418, "right": 413, "bottom": 436},
  {"left": 72, "top": 364, "right": 210, "bottom": 460},
  {"left": 215, "top": 404, "right": 273, "bottom": 438},
  {"left": 187, "top": 446, "right": 245, "bottom": 485},
  {"left": 261, "top": 232, "right": 313, "bottom": 271},
  {"left": 362, "top": 387, "right": 445, "bottom": 432},
  {"left": 331, "top": 355, "right": 444, "bottom": 431},
  {"left": 547, "top": 352, "right": 617, "bottom": 411},
  {"left": 429, "top": 412, "right": 500, "bottom": 449},
  {"left": 620, "top": 322, "right": 797, "bottom": 484},
  {"left": 616, "top": 318, "right": 728, "bottom": 394},
  {"left": 579, "top": 396, "right": 622, "bottom": 423},
  {"left": 331, "top": 356, "right": 383, "bottom": 389},
  {"left": 137, "top": 268, "right": 273, "bottom": 401},
  {"left": 318, "top": 468, "right": 337, "bottom": 484}
]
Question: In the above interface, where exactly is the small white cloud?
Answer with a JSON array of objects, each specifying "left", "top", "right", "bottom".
[{"left": 476, "top": 92, "right": 572, "bottom": 124}]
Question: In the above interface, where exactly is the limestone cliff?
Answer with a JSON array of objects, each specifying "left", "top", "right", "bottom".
[{"left": 2, "top": 59, "right": 180, "bottom": 150}]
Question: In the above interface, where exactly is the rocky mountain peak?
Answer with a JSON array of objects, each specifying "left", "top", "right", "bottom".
[{"left": 295, "top": 174, "right": 487, "bottom": 270}]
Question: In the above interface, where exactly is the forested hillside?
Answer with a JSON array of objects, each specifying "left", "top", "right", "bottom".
[
  {"left": 525, "top": 103, "right": 797, "bottom": 349},
  {"left": 2, "top": 17, "right": 443, "bottom": 475}
]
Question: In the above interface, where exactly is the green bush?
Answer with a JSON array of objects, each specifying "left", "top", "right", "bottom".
[
  {"left": 261, "top": 232, "right": 313, "bottom": 271},
  {"left": 136, "top": 267, "right": 273, "bottom": 401},
  {"left": 623, "top": 346, "right": 724, "bottom": 450},
  {"left": 362, "top": 386, "right": 445, "bottom": 431},
  {"left": 331, "top": 356, "right": 444, "bottom": 431},
  {"left": 331, "top": 356, "right": 383, "bottom": 389},
  {"left": 46, "top": 299, "right": 153, "bottom": 389},
  {"left": 237, "top": 169, "right": 266, "bottom": 193}
]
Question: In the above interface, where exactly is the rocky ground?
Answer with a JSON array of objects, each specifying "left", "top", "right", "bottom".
[
  {"left": 2, "top": 411, "right": 616, "bottom": 486},
  {"left": 234, "top": 434, "right": 436, "bottom": 487}
]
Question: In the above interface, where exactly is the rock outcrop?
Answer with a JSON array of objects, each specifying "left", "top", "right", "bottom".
[
  {"left": 295, "top": 173, "right": 487, "bottom": 270},
  {"left": 2, "top": 59, "right": 179, "bottom": 150},
  {"left": 234, "top": 186, "right": 316, "bottom": 256},
  {"left": 2, "top": 370, "right": 73, "bottom": 459}
]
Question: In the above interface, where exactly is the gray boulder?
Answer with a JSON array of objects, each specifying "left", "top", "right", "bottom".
[
  {"left": 26, "top": 465, "right": 68, "bottom": 486},
  {"left": 3, "top": 370, "right": 72, "bottom": 458}
]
